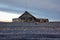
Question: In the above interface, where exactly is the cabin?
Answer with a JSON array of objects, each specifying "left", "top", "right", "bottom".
[{"left": 12, "top": 11, "right": 49, "bottom": 23}]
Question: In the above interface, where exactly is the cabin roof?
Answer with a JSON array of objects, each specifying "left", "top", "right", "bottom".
[{"left": 19, "top": 11, "right": 36, "bottom": 19}]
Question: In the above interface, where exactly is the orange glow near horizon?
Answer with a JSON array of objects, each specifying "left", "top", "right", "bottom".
[{"left": 0, "top": 11, "right": 20, "bottom": 22}]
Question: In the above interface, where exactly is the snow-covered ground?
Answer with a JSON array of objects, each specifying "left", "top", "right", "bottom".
[{"left": 0, "top": 22, "right": 60, "bottom": 40}]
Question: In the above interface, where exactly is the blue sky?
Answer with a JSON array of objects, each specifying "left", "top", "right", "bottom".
[{"left": 0, "top": 0, "right": 60, "bottom": 22}]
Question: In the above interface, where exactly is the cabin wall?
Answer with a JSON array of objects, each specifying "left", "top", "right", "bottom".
[
  {"left": 12, "top": 18, "right": 49, "bottom": 23},
  {"left": 12, "top": 18, "right": 36, "bottom": 22},
  {"left": 12, "top": 18, "right": 21, "bottom": 22},
  {"left": 39, "top": 19, "right": 49, "bottom": 23}
]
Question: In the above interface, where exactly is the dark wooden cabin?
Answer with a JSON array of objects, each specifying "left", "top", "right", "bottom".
[{"left": 12, "top": 11, "right": 49, "bottom": 23}]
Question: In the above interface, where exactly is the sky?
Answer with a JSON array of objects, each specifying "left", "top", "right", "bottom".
[{"left": 0, "top": 0, "right": 60, "bottom": 22}]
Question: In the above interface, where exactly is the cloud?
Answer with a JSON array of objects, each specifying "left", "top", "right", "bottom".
[
  {"left": 0, "top": 0, "right": 60, "bottom": 12},
  {"left": 0, "top": 0, "right": 60, "bottom": 21},
  {"left": 0, "top": 11, "right": 20, "bottom": 22}
]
